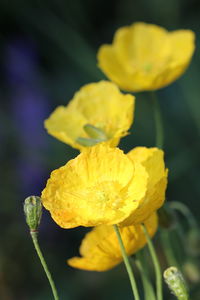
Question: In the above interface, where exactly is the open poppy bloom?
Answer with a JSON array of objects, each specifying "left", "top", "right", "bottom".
[
  {"left": 44, "top": 81, "right": 134, "bottom": 150},
  {"left": 97, "top": 22, "right": 195, "bottom": 92},
  {"left": 41, "top": 144, "right": 167, "bottom": 228},
  {"left": 68, "top": 212, "right": 158, "bottom": 271}
]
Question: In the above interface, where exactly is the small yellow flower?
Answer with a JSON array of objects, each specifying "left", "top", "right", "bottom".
[
  {"left": 44, "top": 81, "right": 135, "bottom": 150},
  {"left": 68, "top": 212, "right": 158, "bottom": 271},
  {"left": 41, "top": 144, "right": 167, "bottom": 229},
  {"left": 98, "top": 22, "right": 195, "bottom": 92}
]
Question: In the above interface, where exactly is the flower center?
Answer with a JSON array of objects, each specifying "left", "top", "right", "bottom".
[
  {"left": 143, "top": 63, "right": 153, "bottom": 72},
  {"left": 86, "top": 181, "right": 124, "bottom": 211}
]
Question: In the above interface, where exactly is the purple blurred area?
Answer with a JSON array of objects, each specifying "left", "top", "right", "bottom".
[{"left": 5, "top": 38, "right": 48, "bottom": 196}]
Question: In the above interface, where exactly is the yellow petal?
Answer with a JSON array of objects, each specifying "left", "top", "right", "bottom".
[
  {"left": 168, "top": 30, "right": 195, "bottom": 66},
  {"left": 114, "top": 23, "right": 169, "bottom": 70},
  {"left": 97, "top": 23, "right": 195, "bottom": 91},
  {"left": 67, "top": 212, "right": 158, "bottom": 271},
  {"left": 121, "top": 147, "right": 168, "bottom": 225},
  {"left": 44, "top": 81, "right": 135, "bottom": 150},
  {"left": 41, "top": 144, "right": 148, "bottom": 228}
]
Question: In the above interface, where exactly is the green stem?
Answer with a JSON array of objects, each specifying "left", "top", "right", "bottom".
[
  {"left": 160, "top": 230, "right": 180, "bottom": 268},
  {"left": 169, "top": 201, "right": 198, "bottom": 229},
  {"left": 30, "top": 231, "right": 59, "bottom": 300},
  {"left": 135, "top": 251, "right": 156, "bottom": 300},
  {"left": 113, "top": 225, "right": 140, "bottom": 300},
  {"left": 151, "top": 92, "right": 164, "bottom": 149},
  {"left": 142, "top": 224, "right": 163, "bottom": 300}
]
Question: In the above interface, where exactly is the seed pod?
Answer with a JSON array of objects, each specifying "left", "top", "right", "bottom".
[{"left": 24, "top": 196, "right": 42, "bottom": 231}]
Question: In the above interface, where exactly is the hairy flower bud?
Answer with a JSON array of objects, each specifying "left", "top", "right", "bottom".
[
  {"left": 164, "top": 266, "right": 189, "bottom": 300},
  {"left": 24, "top": 196, "right": 42, "bottom": 231}
]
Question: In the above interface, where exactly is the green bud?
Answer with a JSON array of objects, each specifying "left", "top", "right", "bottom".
[
  {"left": 24, "top": 196, "right": 42, "bottom": 231},
  {"left": 76, "top": 137, "right": 101, "bottom": 147},
  {"left": 164, "top": 267, "right": 189, "bottom": 300},
  {"left": 83, "top": 124, "right": 107, "bottom": 141}
]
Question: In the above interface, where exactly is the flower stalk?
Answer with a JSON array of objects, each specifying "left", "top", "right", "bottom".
[
  {"left": 160, "top": 229, "right": 180, "bottom": 269},
  {"left": 151, "top": 92, "right": 164, "bottom": 149},
  {"left": 142, "top": 224, "right": 163, "bottom": 300},
  {"left": 24, "top": 196, "right": 59, "bottom": 300},
  {"left": 135, "top": 251, "right": 156, "bottom": 300},
  {"left": 113, "top": 225, "right": 140, "bottom": 300},
  {"left": 30, "top": 231, "right": 59, "bottom": 300}
]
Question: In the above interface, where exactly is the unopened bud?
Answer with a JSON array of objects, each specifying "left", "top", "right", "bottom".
[
  {"left": 83, "top": 124, "right": 107, "bottom": 141},
  {"left": 24, "top": 196, "right": 42, "bottom": 231},
  {"left": 164, "top": 267, "right": 189, "bottom": 300}
]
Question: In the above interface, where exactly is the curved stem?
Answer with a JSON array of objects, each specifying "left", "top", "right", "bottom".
[
  {"left": 30, "top": 231, "right": 59, "bottom": 300},
  {"left": 113, "top": 225, "right": 140, "bottom": 300},
  {"left": 151, "top": 92, "right": 164, "bottom": 149},
  {"left": 169, "top": 201, "right": 198, "bottom": 229},
  {"left": 142, "top": 224, "right": 163, "bottom": 300}
]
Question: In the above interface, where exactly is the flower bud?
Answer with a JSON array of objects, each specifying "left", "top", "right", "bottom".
[
  {"left": 164, "top": 266, "right": 189, "bottom": 300},
  {"left": 24, "top": 196, "right": 42, "bottom": 231},
  {"left": 83, "top": 124, "right": 107, "bottom": 141}
]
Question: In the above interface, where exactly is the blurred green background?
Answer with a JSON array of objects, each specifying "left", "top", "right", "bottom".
[{"left": 1, "top": 0, "right": 200, "bottom": 299}]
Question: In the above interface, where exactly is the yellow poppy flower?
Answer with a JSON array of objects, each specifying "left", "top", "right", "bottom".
[
  {"left": 68, "top": 212, "right": 158, "bottom": 271},
  {"left": 41, "top": 144, "right": 167, "bottom": 229},
  {"left": 44, "top": 81, "right": 135, "bottom": 150},
  {"left": 41, "top": 144, "right": 148, "bottom": 228},
  {"left": 97, "top": 22, "right": 195, "bottom": 92}
]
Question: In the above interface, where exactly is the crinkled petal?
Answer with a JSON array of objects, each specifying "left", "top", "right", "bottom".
[
  {"left": 121, "top": 147, "right": 168, "bottom": 225},
  {"left": 45, "top": 81, "right": 135, "bottom": 150},
  {"left": 67, "top": 212, "right": 158, "bottom": 271},
  {"left": 41, "top": 144, "right": 148, "bottom": 228}
]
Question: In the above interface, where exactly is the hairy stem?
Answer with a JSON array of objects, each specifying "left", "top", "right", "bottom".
[{"left": 30, "top": 231, "right": 59, "bottom": 300}]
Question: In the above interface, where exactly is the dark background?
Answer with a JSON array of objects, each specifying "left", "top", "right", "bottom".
[{"left": 1, "top": 0, "right": 200, "bottom": 299}]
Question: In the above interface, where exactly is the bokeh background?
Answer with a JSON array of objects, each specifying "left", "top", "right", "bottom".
[{"left": 1, "top": 0, "right": 200, "bottom": 299}]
